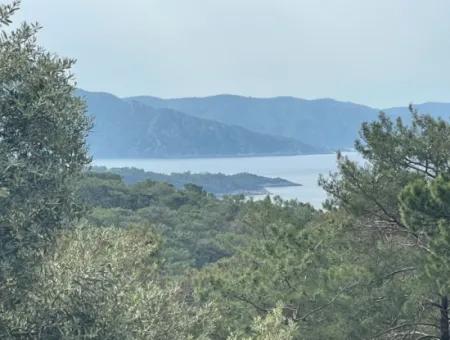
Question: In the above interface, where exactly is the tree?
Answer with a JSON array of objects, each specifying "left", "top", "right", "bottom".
[
  {"left": 227, "top": 305, "right": 297, "bottom": 340},
  {"left": 195, "top": 196, "right": 422, "bottom": 339},
  {"left": 0, "top": 0, "right": 91, "bottom": 325},
  {"left": 400, "top": 176, "right": 450, "bottom": 340},
  {"left": 321, "top": 108, "right": 450, "bottom": 339},
  {"left": 1, "top": 224, "right": 218, "bottom": 339},
  {"left": 0, "top": 0, "right": 91, "bottom": 256}
]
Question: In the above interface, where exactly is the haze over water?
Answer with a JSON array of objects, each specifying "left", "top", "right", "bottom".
[{"left": 94, "top": 152, "right": 363, "bottom": 208}]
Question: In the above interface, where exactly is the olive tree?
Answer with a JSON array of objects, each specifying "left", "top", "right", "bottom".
[
  {"left": 0, "top": 0, "right": 91, "bottom": 253},
  {"left": 0, "top": 0, "right": 91, "bottom": 326}
]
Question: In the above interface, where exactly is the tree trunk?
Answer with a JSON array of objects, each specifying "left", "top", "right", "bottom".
[{"left": 440, "top": 295, "right": 449, "bottom": 340}]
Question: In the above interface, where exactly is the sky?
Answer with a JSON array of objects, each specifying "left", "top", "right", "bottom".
[{"left": 15, "top": 0, "right": 450, "bottom": 108}]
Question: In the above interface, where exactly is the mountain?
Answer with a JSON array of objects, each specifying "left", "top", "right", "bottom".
[
  {"left": 77, "top": 90, "right": 321, "bottom": 158},
  {"left": 129, "top": 95, "right": 450, "bottom": 150},
  {"left": 127, "top": 95, "right": 380, "bottom": 150},
  {"left": 80, "top": 89, "right": 450, "bottom": 156},
  {"left": 384, "top": 102, "right": 450, "bottom": 123}
]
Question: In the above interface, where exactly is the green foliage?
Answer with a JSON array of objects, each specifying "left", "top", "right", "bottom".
[
  {"left": 78, "top": 172, "right": 245, "bottom": 272},
  {"left": 91, "top": 166, "right": 299, "bottom": 195},
  {"left": 195, "top": 200, "right": 423, "bottom": 339},
  {"left": 320, "top": 109, "right": 450, "bottom": 339},
  {"left": 400, "top": 175, "right": 450, "bottom": 293},
  {"left": 227, "top": 305, "right": 297, "bottom": 340},
  {"left": 0, "top": 0, "right": 91, "bottom": 256},
  {"left": 356, "top": 109, "right": 450, "bottom": 177},
  {"left": 0, "top": 0, "right": 19, "bottom": 26},
  {"left": 5, "top": 2, "right": 450, "bottom": 338},
  {"left": 0, "top": 3, "right": 92, "bottom": 336},
  {"left": 81, "top": 107, "right": 450, "bottom": 338},
  {"left": 1, "top": 224, "right": 218, "bottom": 339},
  {"left": 320, "top": 109, "right": 450, "bottom": 223}
]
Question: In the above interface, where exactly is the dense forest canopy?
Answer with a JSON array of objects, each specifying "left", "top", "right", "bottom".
[{"left": 2, "top": 2, "right": 450, "bottom": 339}]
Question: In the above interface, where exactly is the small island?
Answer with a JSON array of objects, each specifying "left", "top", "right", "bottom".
[{"left": 91, "top": 166, "right": 301, "bottom": 196}]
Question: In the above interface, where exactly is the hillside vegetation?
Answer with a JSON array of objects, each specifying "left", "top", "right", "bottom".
[
  {"left": 129, "top": 94, "right": 450, "bottom": 150},
  {"left": 91, "top": 166, "right": 300, "bottom": 195},
  {"left": 4, "top": 2, "right": 450, "bottom": 339},
  {"left": 79, "top": 89, "right": 321, "bottom": 158}
]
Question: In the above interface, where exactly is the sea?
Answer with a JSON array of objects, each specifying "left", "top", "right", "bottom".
[{"left": 93, "top": 152, "right": 363, "bottom": 209}]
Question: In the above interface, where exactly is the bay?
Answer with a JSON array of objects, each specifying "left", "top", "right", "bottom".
[{"left": 93, "top": 152, "right": 363, "bottom": 208}]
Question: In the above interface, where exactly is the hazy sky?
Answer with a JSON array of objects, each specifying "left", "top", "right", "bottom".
[{"left": 16, "top": 0, "right": 450, "bottom": 107}]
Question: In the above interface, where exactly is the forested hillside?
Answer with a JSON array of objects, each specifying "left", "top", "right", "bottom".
[
  {"left": 80, "top": 88, "right": 450, "bottom": 157},
  {"left": 3, "top": 2, "right": 450, "bottom": 339},
  {"left": 78, "top": 89, "right": 321, "bottom": 158},
  {"left": 128, "top": 94, "right": 377, "bottom": 150},
  {"left": 129, "top": 94, "right": 450, "bottom": 150},
  {"left": 91, "top": 166, "right": 301, "bottom": 195}
]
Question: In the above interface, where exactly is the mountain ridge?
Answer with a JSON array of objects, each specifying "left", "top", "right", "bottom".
[
  {"left": 126, "top": 94, "right": 379, "bottom": 149},
  {"left": 77, "top": 90, "right": 322, "bottom": 158},
  {"left": 79, "top": 89, "right": 450, "bottom": 157},
  {"left": 127, "top": 93, "right": 450, "bottom": 149}
]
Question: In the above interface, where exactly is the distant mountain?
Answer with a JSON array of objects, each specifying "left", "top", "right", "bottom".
[
  {"left": 77, "top": 90, "right": 321, "bottom": 158},
  {"left": 384, "top": 102, "right": 450, "bottom": 123},
  {"left": 127, "top": 95, "right": 379, "bottom": 150},
  {"left": 129, "top": 95, "right": 450, "bottom": 150}
]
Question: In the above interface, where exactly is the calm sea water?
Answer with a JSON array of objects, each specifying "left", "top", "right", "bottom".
[{"left": 93, "top": 152, "right": 362, "bottom": 208}]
